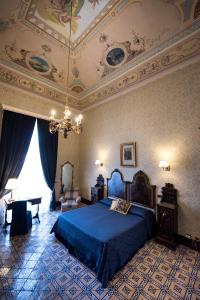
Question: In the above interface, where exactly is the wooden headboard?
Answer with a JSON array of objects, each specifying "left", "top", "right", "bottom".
[
  {"left": 128, "top": 171, "right": 156, "bottom": 209},
  {"left": 107, "top": 169, "right": 128, "bottom": 200}
]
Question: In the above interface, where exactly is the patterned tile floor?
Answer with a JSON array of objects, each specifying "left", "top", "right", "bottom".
[{"left": 0, "top": 211, "right": 199, "bottom": 300}]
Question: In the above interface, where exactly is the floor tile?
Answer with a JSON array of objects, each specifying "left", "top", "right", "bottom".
[
  {"left": 0, "top": 211, "right": 199, "bottom": 300},
  {"left": 0, "top": 290, "right": 19, "bottom": 300},
  {"left": 23, "top": 279, "right": 38, "bottom": 291},
  {"left": 16, "top": 290, "right": 33, "bottom": 299}
]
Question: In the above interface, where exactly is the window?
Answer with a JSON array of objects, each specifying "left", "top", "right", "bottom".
[{"left": 16, "top": 120, "right": 51, "bottom": 212}]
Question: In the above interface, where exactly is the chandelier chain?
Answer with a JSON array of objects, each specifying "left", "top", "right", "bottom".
[
  {"left": 66, "top": 2, "right": 73, "bottom": 104},
  {"left": 49, "top": 1, "right": 83, "bottom": 139}
]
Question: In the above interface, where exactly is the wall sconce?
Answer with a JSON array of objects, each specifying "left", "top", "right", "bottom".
[
  {"left": 95, "top": 159, "right": 103, "bottom": 167},
  {"left": 159, "top": 160, "right": 170, "bottom": 171}
]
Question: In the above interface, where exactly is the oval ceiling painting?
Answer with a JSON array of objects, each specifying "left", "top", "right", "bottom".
[
  {"left": 28, "top": 56, "right": 49, "bottom": 73},
  {"left": 106, "top": 48, "right": 125, "bottom": 66}
]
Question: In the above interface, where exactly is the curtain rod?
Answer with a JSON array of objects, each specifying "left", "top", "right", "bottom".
[{"left": 1, "top": 104, "right": 50, "bottom": 121}]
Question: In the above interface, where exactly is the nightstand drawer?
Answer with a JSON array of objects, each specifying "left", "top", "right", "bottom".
[{"left": 158, "top": 210, "right": 174, "bottom": 238}]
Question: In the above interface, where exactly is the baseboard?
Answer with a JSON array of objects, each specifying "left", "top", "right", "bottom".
[
  {"left": 56, "top": 201, "right": 61, "bottom": 208},
  {"left": 177, "top": 234, "right": 200, "bottom": 252},
  {"left": 81, "top": 197, "right": 92, "bottom": 205}
]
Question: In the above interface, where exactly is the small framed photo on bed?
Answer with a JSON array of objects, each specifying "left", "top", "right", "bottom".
[{"left": 120, "top": 142, "right": 136, "bottom": 167}]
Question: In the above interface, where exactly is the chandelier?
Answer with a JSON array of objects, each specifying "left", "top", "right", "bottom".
[
  {"left": 49, "top": 2, "right": 83, "bottom": 139},
  {"left": 49, "top": 104, "right": 83, "bottom": 139}
]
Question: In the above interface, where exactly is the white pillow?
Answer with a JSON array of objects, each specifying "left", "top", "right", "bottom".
[
  {"left": 110, "top": 199, "right": 133, "bottom": 215},
  {"left": 110, "top": 199, "right": 119, "bottom": 210}
]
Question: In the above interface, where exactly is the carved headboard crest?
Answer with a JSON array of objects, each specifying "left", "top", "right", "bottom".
[
  {"left": 128, "top": 171, "right": 156, "bottom": 209},
  {"left": 106, "top": 169, "right": 156, "bottom": 209},
  {"left": 107, "top": 169, "right": 128, "bottom": 200}
]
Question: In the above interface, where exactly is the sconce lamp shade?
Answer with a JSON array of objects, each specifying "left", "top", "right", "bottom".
[
  {"left": 159, "top": 160, "right": 170, "bottom": 171},
  {"left": 95, "top": 160, "right": 103, "bottom": 167},
  {"left": 5, "top": 178, "right": 19, "bottom": 190}
]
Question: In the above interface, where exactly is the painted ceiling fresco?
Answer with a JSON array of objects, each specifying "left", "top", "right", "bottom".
[
  {"left": 0, "top": 0, "right": 200, "bottom": 110},
  {"left": 23, "top": 0, "right": 112, "bottom": 47}
]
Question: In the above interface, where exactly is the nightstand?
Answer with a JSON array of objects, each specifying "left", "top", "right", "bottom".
[
  {"left": 91, "top": 186, "right": 104, "bottom": 203},
  {"left": 156, "top": 202, "right": 178, "bottom": 250}
]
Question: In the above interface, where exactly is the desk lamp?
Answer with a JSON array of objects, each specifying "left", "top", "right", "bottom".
[{"left": 5, "top": 178, "right": 19, "bottom": 202}]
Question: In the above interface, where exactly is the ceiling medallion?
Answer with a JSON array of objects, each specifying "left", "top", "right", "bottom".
[
  {"left": 104, "top": 43, "right": 127, "bottom": 68},
  {"left": 106, "top": 48, "right": 125, "bottom": 66},
  {"left": 26, "top": 53, "right": 51, "bottom": 75},
  {"left": 99, "top": 32, "right": 146, "bottom": 78}
]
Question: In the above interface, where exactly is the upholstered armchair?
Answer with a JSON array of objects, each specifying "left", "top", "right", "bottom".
[{"left": 59, "top": 188, "right": 81, "bottom": 212}]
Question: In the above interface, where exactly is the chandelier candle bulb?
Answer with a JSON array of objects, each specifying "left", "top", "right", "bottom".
[
  {"left": 78, "top": 114, "right": 83, "bottom": 122},
  {"left": 75, "top": 114, "right": 83, "bottom": 125},
  {"left": 50, "top": 110, "right": 56, "bottom": 120},
  {"left": 64, "top": 106, "right": 71, "bottom": 118},
  {"left": 75, "top": 117, "right": 79, "bottom": 126}
]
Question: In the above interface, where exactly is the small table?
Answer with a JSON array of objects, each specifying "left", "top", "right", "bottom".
[{"left": 4, "top": 197, "right": 41, "bottom": 229}]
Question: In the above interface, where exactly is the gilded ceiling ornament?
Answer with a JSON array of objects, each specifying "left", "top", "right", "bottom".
[
  {"left": 41, "top": 44, "right": 52, "bottom": 53},
  {"left": 99, "top": 31, "right": 146, "bottom": 78},
  {"left": 0, "top": 17, "right": 16, "bottom": 32},
  {"left": 0, "top": 19, "right": 9, "bottom": 31},
  {"left": 88, "top": 0, "right": 102, "bottom": 8},
  {"left": 99, "top": 33, "right": 108, "bottom": 43},
  {"left": 132, "top": 31, "right": 145, "bottom": 52},
  {"left": 4, "top": 42, "right": 64, "bottom": 85},
  {"left": 71, "top": 60, "right": 85, "bottom": 93},
  {"left": 72, "top": 60, "right": 80, "bottom": 78}
]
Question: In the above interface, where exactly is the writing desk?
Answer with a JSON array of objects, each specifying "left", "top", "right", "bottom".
[{"left": 4, "top": 197, "right": 41, "bottom": 229}]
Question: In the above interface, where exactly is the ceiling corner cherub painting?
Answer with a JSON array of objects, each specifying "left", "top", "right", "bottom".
[
  {"left": 37, "top": 0, "right": 85, "bottom": 34},
  {"left": 29, "top": 0, "right": 110, "bottom": 45}
]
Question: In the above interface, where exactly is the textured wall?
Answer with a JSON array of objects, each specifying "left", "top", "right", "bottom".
[
  {"left": 80, "top": 62, "right": 200, "bottom": 239},
  {"left": 0, "top": 84, "right": 80, "bottom": 201}
]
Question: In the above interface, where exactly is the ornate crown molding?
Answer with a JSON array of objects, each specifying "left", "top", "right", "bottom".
[
  {"left": 0, "top": 63, "right": 80, "bottom": 109},
  {"left": 80, "top": 32, "right": 200, "bottom": 109}
]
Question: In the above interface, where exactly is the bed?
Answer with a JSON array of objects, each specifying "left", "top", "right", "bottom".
[{"left": 51, "top": 169, "right": 156, "bottom": 287}]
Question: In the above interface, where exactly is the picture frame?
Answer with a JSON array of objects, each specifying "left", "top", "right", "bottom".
[{"left": 120, "top": 142, "right": 136, "bottom": 167}]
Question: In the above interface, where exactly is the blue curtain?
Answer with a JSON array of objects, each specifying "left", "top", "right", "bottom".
[
  {"left": 0, "top": 110, "right": 36, "bottom": 197},
  {"left": 37, "top": 118, "right": 58, "bottom": 210}
]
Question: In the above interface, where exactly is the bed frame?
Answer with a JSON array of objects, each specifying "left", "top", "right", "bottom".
[
  {"left": 107, "top": 169, "right": 156, "bottom": 209},
  {"left": 52, "top": 168, "right": 156, "bottom": 288}
]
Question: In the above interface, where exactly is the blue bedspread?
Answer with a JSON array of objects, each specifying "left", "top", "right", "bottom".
[{"left": 51, "top": 198, "right": 155, "bottom": 287}]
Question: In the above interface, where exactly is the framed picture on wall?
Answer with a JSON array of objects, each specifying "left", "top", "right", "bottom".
[{"left": 120, "top": 142, "right": 136, "bottom": 167}]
